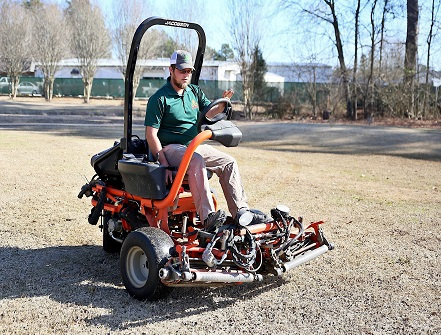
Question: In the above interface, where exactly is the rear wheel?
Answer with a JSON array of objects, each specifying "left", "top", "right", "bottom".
[{"left": 120, "top": 227, "right": 174, "bottom": 301}]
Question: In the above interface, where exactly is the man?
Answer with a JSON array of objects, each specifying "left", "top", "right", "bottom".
[{"left": 145, "top": 50, "right": 261, "bottom": 230}]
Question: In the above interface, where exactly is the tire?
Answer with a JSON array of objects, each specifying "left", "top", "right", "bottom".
[
  {"left": 120, "top": 227, "right": 174, "bottom": 301},
  {"left": 102, "top": 215, "right": 122, "bottom": 253}
]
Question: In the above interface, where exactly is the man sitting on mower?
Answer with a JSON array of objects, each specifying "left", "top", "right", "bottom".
[{"left": 145, "top": 50, "right": 264, "bottom": 231}]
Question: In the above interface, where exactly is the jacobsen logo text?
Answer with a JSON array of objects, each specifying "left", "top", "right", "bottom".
[{"left": 164, "top": 21, "right": 190, "bottom": 28}]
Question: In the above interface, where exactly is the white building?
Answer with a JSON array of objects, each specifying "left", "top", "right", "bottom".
[{"left": 34, "top": 58, "right": 332, "bottom": 84}]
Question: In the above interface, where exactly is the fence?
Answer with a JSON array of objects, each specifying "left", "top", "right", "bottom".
[{"left": 0, "top": 76, "right": 323, "bottom": 105}]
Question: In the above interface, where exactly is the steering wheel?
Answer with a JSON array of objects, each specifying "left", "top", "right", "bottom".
[{"left": 197, "top": 98, "right": 233, "bottom": 132}]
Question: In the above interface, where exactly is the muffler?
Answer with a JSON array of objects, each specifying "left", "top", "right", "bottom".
[
  {"left": 280, "top": 244, "right": 331, "bottom": 275},
  {"left": 159, "top": 267, "right": 262, "bottom": 284},
  {"left": 192, "top": 270, "right": 262, "bottom": 283}
]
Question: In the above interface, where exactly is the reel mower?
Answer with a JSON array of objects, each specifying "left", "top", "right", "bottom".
[{"left": 78, "top": 17, "right": 333, "bottom": 301}]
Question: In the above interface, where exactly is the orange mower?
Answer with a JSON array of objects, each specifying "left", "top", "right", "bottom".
[{"left": 78, "top": 17, "right": 333, "bottom": 301}]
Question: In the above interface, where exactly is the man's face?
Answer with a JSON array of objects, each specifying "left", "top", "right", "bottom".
[{"left": 170, "top": 66, "right": 193, "bottom": 89}]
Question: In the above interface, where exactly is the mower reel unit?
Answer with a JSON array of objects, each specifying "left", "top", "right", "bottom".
[{"left": 78, "top": 17, "right": 333, "bottom": 301}]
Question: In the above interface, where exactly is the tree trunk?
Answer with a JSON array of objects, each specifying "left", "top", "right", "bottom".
[
  {"left": 44, "top": 77, "right": 54, "bottom": 102},
  {"left": 404, "top": 0, "right": 419, "bottom": 118},
  {"left": 312, "top": 66, "right": 317, "bottom": 119},
  {"left": 379, "top": 0, "right": 389, "bottom": 73},
  {"left": 366, "top": 0, "right": 377, "bottom": 120},
  {"left": 83, "top": 79, "right": 93, "bottom": 103},
  {"left": 243, "top": 85, "right": 253, "bottom": 120},
  {"left": 324, "top": 0, "right": 353, "bottom": 119},
  {"left": 11, "top": 76, "right": 19, "bottom": 99},
  {"left": 352, "top": 0, "right": 361, "bottom": 118},
  {"left": 133, "top": 76, "right": 140, "bottom": 106},
  {"left": 423, "top": 0, "right": 436, "bottom": 118}
]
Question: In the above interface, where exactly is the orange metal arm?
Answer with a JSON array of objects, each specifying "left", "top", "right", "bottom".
[{"left": 154, "top": 130, "right": 212, "bottom": 209}]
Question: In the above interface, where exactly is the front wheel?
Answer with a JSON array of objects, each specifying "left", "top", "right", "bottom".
[{"left": 119, "top": 227, "right": 174, "bottom": 301}]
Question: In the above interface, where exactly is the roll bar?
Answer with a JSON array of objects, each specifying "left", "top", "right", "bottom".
[{"left": 122, "top": 17, "right": 207, "bottom": 152}]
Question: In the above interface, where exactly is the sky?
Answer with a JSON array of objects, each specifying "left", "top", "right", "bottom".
[
  {"left": 53, "top": 0, "right": 441, "bottom": 71},
  {"left": 53, "top": 0, "right": 294, "bottom": 63}
]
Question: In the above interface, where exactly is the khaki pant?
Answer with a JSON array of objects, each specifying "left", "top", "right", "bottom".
[{"left": 163, "top": 144, "right": 248, "bottom": 221}]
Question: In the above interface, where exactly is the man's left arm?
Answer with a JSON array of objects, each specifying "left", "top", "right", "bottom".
[{"left": 205, "top": 89, "right": 234, "bottom": 119}]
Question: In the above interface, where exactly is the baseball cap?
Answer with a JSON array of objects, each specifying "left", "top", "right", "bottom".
[{"left": 170, "top": 50, "right": 195, "bottom": 70}]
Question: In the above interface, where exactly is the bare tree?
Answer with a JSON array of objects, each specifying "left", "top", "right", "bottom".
[
  {"left": 111, "top": 0, "right": 163, "bottom": 100},
  {"left": 378, "top": 0, "right": 391, "bottom": 73},
  {"left": 66, "top": 0, "right": 110, "bottom": 103},
  {"left": 168, "top": 0, "right": 207, "bottom": 55},
  {"left": 352, "top": 0, "right": 361, "bottom": 118},
  {"left": 363, "top": 0, "right": 379, "bottom": 120},
  {"left": 227, "top": 0, "right": 265, "bottom": 119},
  {"left": 423, "top": 0, "right": 439, "bottom": 117},
  {"left": 304, "top": 57, "right": 318, "bottom": 119},
  {"left": 404, "top": 0, "right": 419, "bottom": 118},
  {"left": 31, "top": 3, "right": 69, "bottom": 101},
  {"left": 0, "top": 1, "right": 31, "bottom": 98},
  {"left": 323, "top": 0, "right": 353, "bottom": 119},
  {"left": 283, "top": 0, "right": 354, "bottom": 119}
]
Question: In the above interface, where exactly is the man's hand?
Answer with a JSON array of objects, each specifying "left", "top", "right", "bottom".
[
  {"left": 165, "top": 168, "right": 174, "bottom": 185},
  {"left": 222, "top": 89, "right": 234, "bottom": 100},
  {"left": 206, "top": 89, "right": 234, "bottom": 119}
]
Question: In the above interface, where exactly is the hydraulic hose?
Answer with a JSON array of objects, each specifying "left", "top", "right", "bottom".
[
  {"left": 88, "top": 187, "right": 107, "bottom": 225},
  {"left": 274, "top": 219, "right": 304, "bottom": 255}
]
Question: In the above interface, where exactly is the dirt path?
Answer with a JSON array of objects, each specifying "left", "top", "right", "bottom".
[{"left": 0, "top": 98, "right": 440, "bottom": 334}]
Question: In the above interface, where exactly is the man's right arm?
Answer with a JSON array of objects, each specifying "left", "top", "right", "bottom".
[
  {"left": 145, "top": 126, "right": 173, "bottom": 184},
  {"left": 145, "top": 126, "right": 169, "bottom": 166}
]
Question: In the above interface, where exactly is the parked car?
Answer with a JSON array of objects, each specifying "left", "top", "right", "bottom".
[
  {"left": 0, "top": 77, "right": 10, "bottom": 93},
  {"left": 17, "top": 81, "right": 42, "bottom": 96}
]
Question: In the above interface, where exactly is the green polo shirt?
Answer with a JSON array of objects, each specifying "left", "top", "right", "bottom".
[{"left": 145, "top": 78, "right": 211, "bottom": 146}]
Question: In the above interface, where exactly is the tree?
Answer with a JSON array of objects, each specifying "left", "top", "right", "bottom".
[
  {"left": 305, "top": 58, "right": 319, "bottom": 119},
  {"left": 205, "top": 44, "right": 234, "bottom": 61},
  {"left": 378, "top": 0, "right": 392, "bottom": 73},
  {"left": 31, "top": 3, "right": 69, "bottom": 101},
  {"left": 168, "top": 0, "right": 207, "bottom": 55},
  {"left": 23, "top": 0, "right": 43, "bottom": 9},
  {"left": 0, "top": 1, "right": 31, "bottom": 98},
  {"left": 251, "top": 46, "right": 267, "bottom": 105},
  {"left": 423, "top": 0, "right": 439, "bottom": 117},
  {"left": 205, "top": 46, "right": 218, "bottom": 60},
  {"left": 352, "top": 0, "right": 361, "bottom": 119},
  {"left": 111, "top": 0, "right": 163, "bottom": 100},
  {"left": 282, "top": 0, "right": 354, "bottom": 119},
  {"left": 227, "top": 0, "right": 265, "bottom": 119},
  {"left": 404, "top": 0, "right": 419, "bottom": 118},
  {"left": 159, "top": 33, "right": 179, "bottom": 58},
  {"left": 323, "top": 0, "right": 353, "bottom": 119},
  {"left": 66, "top": 0, "right": 110, "bottom": 103},
  {"left": 364, "top": 0, "right": 378, "bottom": 120},
  {"left": 219, "top": 44, "right": 234, "bottom": 60}
]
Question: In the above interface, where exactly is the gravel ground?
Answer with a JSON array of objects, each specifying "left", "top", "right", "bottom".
[{"left": 0, "top": 97, "right": 440, "bottom": 334}]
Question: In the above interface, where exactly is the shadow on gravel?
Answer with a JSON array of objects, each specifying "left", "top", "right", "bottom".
[{"left": 0, "top": 244, "right": 285, "bottom": 330}]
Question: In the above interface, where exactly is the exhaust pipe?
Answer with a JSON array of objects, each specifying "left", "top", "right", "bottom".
[
  {"left": 280, "top": 244, "right": 331, "bottom": 274},
  {"left": 159, "top": 267, "right": 262, "bottom": 284},
  {"left": 192, "top": 271, "right": 262, "bottom": 283}
]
